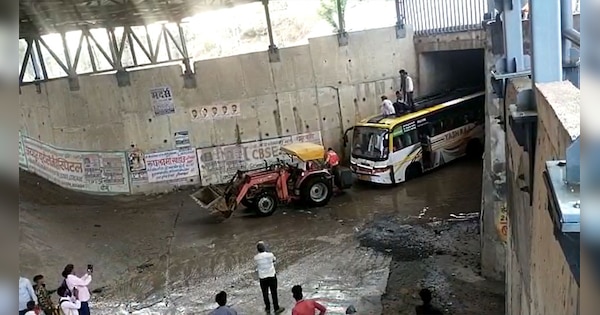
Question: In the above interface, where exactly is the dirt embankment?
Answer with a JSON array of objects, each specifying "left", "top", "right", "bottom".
[{"left": 358, "top": 215, "right": 505, "bottom": 315}]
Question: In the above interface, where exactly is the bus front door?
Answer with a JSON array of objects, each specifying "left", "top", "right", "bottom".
[{"left": 418, "top": 124, "right": 433, "bottom": 169}]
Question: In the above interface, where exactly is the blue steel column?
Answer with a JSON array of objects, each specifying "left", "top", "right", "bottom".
[
  {"left": 560, "top": 0, "right": 572, "bottom": 64},
  {"left": 530, "top": 0, "right": 562, "bottom": 83},
  {"left": 502, "top": 0, "right": 525, "bottom": 72}
]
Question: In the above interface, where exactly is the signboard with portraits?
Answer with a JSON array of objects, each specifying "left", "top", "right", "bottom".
[{"left": 191, "top": 103, "right": 241, "bottom": 121}]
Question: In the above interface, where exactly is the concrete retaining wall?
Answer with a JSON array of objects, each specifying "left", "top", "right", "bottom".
[
  {"left": 480, "top": 25, "right": 506, "bottom": 281},
  {"left": 19, "top": 26, "right": 418, "bottom": 194},
  {"left": 504, "top": 79, "right": 580, "bottom": 314}
]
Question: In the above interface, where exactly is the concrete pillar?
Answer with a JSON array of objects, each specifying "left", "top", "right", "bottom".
[{"left": 481, "top": 21, "right": 507, "bottom": 281}]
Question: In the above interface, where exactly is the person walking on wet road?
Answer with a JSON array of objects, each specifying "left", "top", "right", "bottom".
[
  {"left": 209, "top": 291, "right": 238, "bottom": 315},
  {"left": 254, "top": 241, "right": 285, "bottom": 314},
  {"left": 415, "top": 288, "right": 443, "bottom": 315},
  {"left": 291, "top": 285, "right": 326, "bottom": 315}
]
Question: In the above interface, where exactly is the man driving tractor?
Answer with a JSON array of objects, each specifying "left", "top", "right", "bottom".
[
  {"left": 324, "top": 147, "right": 340, "bottom": 171},
  {"left": 191, "top": 143, "right": 352, "bottom": 219}
]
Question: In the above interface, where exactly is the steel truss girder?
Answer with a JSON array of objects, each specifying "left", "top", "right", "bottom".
[{"left": 19, "top": 22, "right": 191, "bottom": 86}]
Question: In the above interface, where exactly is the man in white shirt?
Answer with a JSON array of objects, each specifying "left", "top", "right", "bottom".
[
  {"left": 399, "top": 69, "right": 415, "bottom": 111},
  {"left": 380, "top": 95, "right": 396, "bottom": 117},
  {"left": 254, "top": 241, "right": 285, "bottom": 314},
  {"left": 19, "top": 276, "right": 37, "bottom": 315}
]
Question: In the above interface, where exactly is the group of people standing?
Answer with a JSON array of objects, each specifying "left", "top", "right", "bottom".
[
  {"left": 209, "top": 241, "right": 444, "bottom": 315},
  {"left": 209, "top": 241, "right": 354, "bottom": 315},
  {"left": 381, "top": 69, "right": 415, "bottom": 117},
  {"left": 19, "top": 264, "right": 93, "bottom": 315}
]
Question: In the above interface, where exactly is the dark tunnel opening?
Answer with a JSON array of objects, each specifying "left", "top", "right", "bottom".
[{"left": 418, "top": 49, "right": 486, "bottom": 96}]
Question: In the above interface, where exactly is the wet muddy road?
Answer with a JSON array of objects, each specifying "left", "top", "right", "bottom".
[{"left": 19, "top": 159, "right": 503, "bottom": 314}]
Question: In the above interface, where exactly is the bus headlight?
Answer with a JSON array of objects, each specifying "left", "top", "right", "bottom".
[{"left": 373, "top": 166, "right": 390, "bottom": 174}]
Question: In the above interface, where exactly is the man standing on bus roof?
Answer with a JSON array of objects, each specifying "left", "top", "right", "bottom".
[
  {"left": 399, "top": 69, "right": 415, "bottom": 111},
  {"left": 380, "top": 95, "right": 396, "bottom": 117}
]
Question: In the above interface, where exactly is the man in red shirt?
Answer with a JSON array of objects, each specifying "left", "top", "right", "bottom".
[{"left": 291, "top": 285, "right": 326, "bottom": 315}]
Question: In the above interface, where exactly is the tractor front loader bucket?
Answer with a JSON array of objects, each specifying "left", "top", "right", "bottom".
[{"left": 190, "top": 185, "right": 234, "bottom": 218}]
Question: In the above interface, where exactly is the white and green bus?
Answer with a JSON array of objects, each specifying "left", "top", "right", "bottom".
[{"left": 344, "top": 88, "right": 485, "bottom": 185}]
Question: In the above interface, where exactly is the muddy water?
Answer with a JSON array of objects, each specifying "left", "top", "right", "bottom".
[{"left": 19, "top": 159, "right": 485, "bottom": 315}]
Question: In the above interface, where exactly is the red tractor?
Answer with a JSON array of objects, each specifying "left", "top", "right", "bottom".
[{"left": 191, "top": 143, "right": 353, "bottom": 219}]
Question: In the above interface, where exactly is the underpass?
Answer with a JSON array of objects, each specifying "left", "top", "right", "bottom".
[{"left": 18, "top": 0, "right": 584, "bottom": 314}]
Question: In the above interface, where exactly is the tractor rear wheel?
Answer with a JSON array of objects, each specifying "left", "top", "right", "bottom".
[
  {"left": 253, "top": 191, "right": 278, "bottom": 217},
  {"left": 300, "top": 176, "right": 333, "bottom": 207}
]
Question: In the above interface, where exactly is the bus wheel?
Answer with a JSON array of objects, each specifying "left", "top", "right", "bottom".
[
  {"left": 405, "top": 163, "right": 423, "bottom": 181},
  {"left": 466, "top": 139, "right": 483, "bottom": 159}
]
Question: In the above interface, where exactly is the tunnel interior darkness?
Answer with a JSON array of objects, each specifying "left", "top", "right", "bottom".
[{"left": 418, "top": 49, "right": 485, "bottom": 95}]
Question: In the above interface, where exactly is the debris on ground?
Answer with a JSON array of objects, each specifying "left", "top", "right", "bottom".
[{"left": 357, "top": 214, "right": 504, "bottom": 315}]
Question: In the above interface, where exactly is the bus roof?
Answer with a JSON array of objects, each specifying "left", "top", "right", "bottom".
[{"left": 358, "top": 89, "right": 485, "bottom": 130}]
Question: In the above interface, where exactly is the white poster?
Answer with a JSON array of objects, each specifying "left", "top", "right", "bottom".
[
  {"left": 191, "top": 103, "right": 241, "bottom": 121},
  {"left": 197, "top": 131, "right": 322, "bottom": 185},
  {"left": 174, "top": 131, "right": 191, "bottom": 150},
  {"left": 23, "top": 137, "right": 130, "bottom": 193},
  {"left": 145, "top": 148, "right": 199, "bottom": 183},
  {"left": 150, "top": 86, "right": 175, "bottom": 116}
]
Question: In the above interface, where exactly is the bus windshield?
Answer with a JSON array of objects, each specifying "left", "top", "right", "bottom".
[{"left": 351, "top": 126, "right": 389, "bottom": 160}]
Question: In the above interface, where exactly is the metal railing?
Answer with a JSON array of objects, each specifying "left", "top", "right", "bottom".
[{"left": 404, "top": 0, "right": 488, "bottom": 36}]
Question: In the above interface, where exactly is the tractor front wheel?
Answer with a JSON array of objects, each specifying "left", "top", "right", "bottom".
[
  {"left": 253, "top": 191, "right": 278, "bottom": 217},
  {"left": 300, "top": 176, "right": 333, "bottom": 207},
  {"left": 241, "top": 197, "right": 254, "bottom": 209}
]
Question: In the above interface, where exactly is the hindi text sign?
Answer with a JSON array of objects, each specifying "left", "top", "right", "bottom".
[
  {"left": 23, "top": 137, "right": 129, "bottom": 193},
  {"left": 145, "top": 148, "right": 199, "bottom": 183},
  {"left": 197, "top": 131, "right": 322, "bottom": 185},
  {"left": 150, "top": 86, "right": 175, "bottom": 116}
]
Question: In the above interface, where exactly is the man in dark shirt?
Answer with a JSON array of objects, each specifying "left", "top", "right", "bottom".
[
  {"left": 415, "top": 288, "right": 443, "bottom": 315},
  {"left": 393, "top": 90, "right": 406, "bottom": 116}
]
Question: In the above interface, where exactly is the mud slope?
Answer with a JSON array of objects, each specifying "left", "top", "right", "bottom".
[
  {"left": 19, "top": 170, "right": 181, "bottom": 292},
  {"left": 358, "top": 216, "right": 505, "bottom": 315}
]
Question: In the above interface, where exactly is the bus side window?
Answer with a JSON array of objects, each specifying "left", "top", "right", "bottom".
[
  {"left": 405, "top": 129, "right": 419, "bottom": 146},
  {"left": 392, "top": 125, "right": 402, "bottom": 152},
  {"left": 393, "top": 137, "right": 402, "bottom": 152}
]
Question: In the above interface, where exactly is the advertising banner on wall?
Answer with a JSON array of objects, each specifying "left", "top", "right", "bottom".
[
  {"left": 23, "top": 137, "right": 130, "bottom": 193},
  {"left": 18, "top": 131, "right": 28, "bottom": 169},
  {"left": 144, "top": 148, "right": 199, "bottom": 183},
  {"left": 197, "top": 131, "right": 322, "bottom": 186}
]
